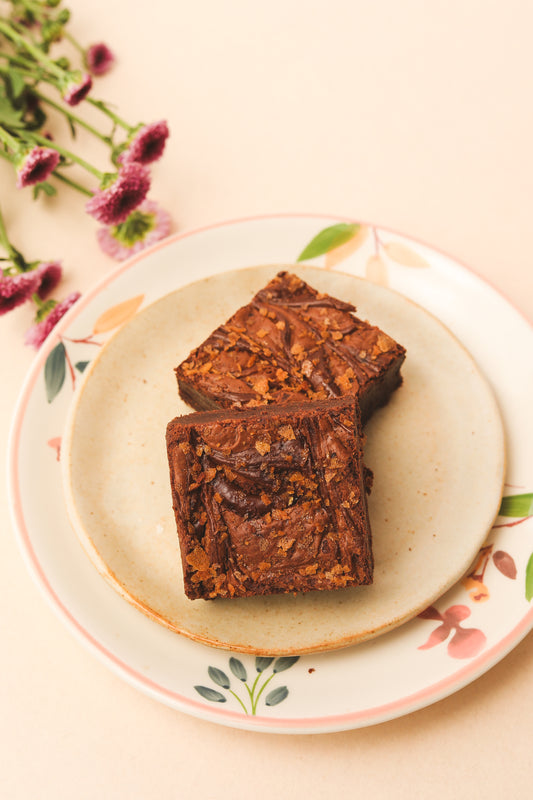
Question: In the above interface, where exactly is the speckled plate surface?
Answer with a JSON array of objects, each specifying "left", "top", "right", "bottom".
[
  {"left": 61, "top": 264, "right": 504, "bottom": 654},
  {"left": 8, "top": 215, "right": 533, "bottom": 733}
]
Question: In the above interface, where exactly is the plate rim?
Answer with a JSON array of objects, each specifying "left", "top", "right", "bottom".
[{"left": 7, "top": 212, "right": 533, "bottom": 733}]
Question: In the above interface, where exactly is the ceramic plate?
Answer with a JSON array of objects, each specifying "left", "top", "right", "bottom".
[
  {"left": 61, "top": 264, "right": 503, "bottom": 654},
  {"left": 8, "top": 214, "right": 533, "bottom": 732}
]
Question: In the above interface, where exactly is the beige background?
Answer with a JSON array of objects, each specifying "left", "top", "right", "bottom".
[{"left": 1, "top": 0, "right": 533, "bottom": 797}]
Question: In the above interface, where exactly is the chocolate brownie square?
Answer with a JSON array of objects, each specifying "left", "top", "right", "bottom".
[
  {"left": 175, "top": 271, "right": 406, "bottom": 423},
  {"left": 166, "top": 397, "right": 373, "bottom": 600}
]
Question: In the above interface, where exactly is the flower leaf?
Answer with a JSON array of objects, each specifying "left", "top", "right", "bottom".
[
  {"left": 92, "top": 294, "right": 144, "bottom": 334},
  {"left": 255, "top": 656, "right": 275, "bottom": 673},
  {"left": 526, "top": 553, "right": 533, "bottom": 602},
  {"left": 229, "top": 657, "right": 247, "bottom": 682},
  {"left": 297, "top": 223, "right": 360, "bottom": 262},
  {"left": 324, "top": 224, "right": 369, "bottom": 269},
  {"left": 499, "top": 493, "right": 533, "bottom": 518},
  {"left": 207, "top": 666, "right": 230, "bottom": 689},
  {"left": 418, "top": 622, "right": 450, "bottom": 650},
  {"left": 383, "top": 241, "right": 429, "bottom": 268},
  {"left": 0, "top": 92, "right": 25, "bottom": 128},
  {"left": 492, "top": 550, "right": 517, "bottom": 580},
  {"left": 194, "top": 685, "right": 227, "bottom": 703},
  {"left": 75, "top": 360, "right": 90, "bottom": 373},
  {"left": 443, "top": 604, "right": 471, "bottom": 624},
  {"left": 365, "top": 254, "right": 388, "bottom": 286},
  {"left": 44, "top": 341, "right": 66, "bottom": 403},
  {"left": 265, "top": 686, "right": 289, "bottom": 706},
  {"left": 33, "top": 181, "right": 57, "bottom": 199},
  {"left": 418, "top": 605, "right": 444, "bottom": 621},
  {"left": 5, "top": 69, "right": 27, "bottom": 101},
  {"left": 273, "top": 656, "right": 299, "bottom": 674},
  {"left": 447, "top": 626, "right": 487, "bottom": 659}
]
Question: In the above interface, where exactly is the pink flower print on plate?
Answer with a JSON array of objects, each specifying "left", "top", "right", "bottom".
[{"left": 418, "top": 605, "right": 487, "bottom": 659}]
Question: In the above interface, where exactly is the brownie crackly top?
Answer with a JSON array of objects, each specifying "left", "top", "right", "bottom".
[
  {"left": 166, "top": 398, "right": 373, "bottom": 600},
  {"left": 175, "top": 271, "right": 406, "bottom": 423}
]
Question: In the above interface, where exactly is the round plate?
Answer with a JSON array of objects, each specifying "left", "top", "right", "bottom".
[
  {"left": 61, "top": 264, "right": 504, "bottom": 654},
  {"left": 8, "top": 214, "right": 533, "bottom": 733}
]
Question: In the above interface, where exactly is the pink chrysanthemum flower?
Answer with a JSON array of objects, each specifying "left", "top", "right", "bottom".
[
  {"left": 96, "top": 200, "right": 171, "bottom": 261},
  {"left": 120, "top": 121, "right": 170, "bottom": 166},
  {"left": 35, "top": 261, "right": 63, "bottom": 299},
  {"left": 85, "top": 163, "right": 151, "bottom": 226},
  {"left": 85, "top": 43, "right": 115, "bottom": 76},
  {"left": 62, "top": 73, "right": 93, "bottom": 106},
  {"left": 0, "top": 271, "right": 41, "bottom": 315},
  {"left": 24, "top": 291, "right": 81, "bottom": 349},
  {"left": 15, "top": 146, "right": 60, "bottom": 189}
]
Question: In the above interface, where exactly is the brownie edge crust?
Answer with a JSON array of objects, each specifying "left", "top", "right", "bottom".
[
  {"left": 166, "top": 397, "right": 373, "bottom": 600},
  {"left": 175, "top": 271, "right": 406, "bottom": 423}
]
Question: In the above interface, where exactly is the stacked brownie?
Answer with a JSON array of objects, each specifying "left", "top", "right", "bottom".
[
  {"left": 166, "top": 271, "right": 406, "bottom": 600},
  {"left": 175, "top": 271, "right": 405, "bottom": 424}
]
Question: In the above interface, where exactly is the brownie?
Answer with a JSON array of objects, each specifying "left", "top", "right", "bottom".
[
  {"left": 166, "top": 397, "right": 373, "bottom": 600},
  {"left": 175, "top": 271, "right": 406, "bottom": 424}
]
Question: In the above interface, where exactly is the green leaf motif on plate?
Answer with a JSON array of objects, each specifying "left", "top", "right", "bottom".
[
  {"left": 499, "top": 493, "right": 533, "bottom": 518},
  {"left": 195, "top": 655, "right": 300, "bottom": 714},
  {"left": 273, "top": 656, "right": 299, "bottom": 673},
  {"left": 194, "top": 686, "right": 227, "bottom": 703},
  {"left": 297, "top": 222, "right": 360, "bottom": 262},
  {"left": 265, "top": 686, "right": 289, "bottom": 706},
  {"left": 229, "top": 657, "right": 247, "bottom": 682},
  {"left": 207, "top": 666, "right": 230, "bottom": 689},
  {"left": 525, "top": 554, "right": 533, "bottom": 602},
  {"left": 44, "top": 341, "right": 66, "bottom": 403},
  {"left": 255, "top": 656, "right": 274, "bottom": 673},
  {"left": 75, "top": 360, "right": 90, "bottom": 373}
]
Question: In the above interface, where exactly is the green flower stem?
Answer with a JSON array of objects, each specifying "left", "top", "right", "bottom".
[
  {"left": 0, "top": 50, "right": 55, "bottom": 87},
  {"left": 35, "top": 91, "right": 113, "bottom": 145},
  {"left": 31, "top": 131, "right": 105, "bottom": 180},
  {"left": 31, "top": 291, "right": 46, "bottom": 309},
  {"left": 244, "top": 681, "right": 256, "bottom": 709},
  {"left": 5, "top": 1, "right": 85, "bottom": 64},
  {"left": 251, "top": 672, "right": 276, "bottom": 715},
  {"left": 249, "top": 670, "right": 263, "bottom": 699},
  {"left": 62, "top": 30, "right": 84, "bottom": 56},
  {"left": 0, "top": 60, "right": 117, "bottom": 148},
  {"left": 0, "top": 50, "right": 36, "bottom": 68},
  {"left": 0, "top": 58, "right": 52, "bottom": 98},
  {"left": 228, "top": 689, "right": 249, "bottom": 715},
  {"left": 240, "top": 671, "right": 273, "bottom": 715},
  {"left": 12, "top": 0, "right": 40, "bottom": 14},
  {"left": 0, "top": 204, "right": 30, "bottom": 271},
  {"left": 0, "top": 124, "right": 22, "bottom": 154},
  {"left": 0, "top": 205, "right": 13, "bottom": 255},
  {"left": 87, "top": 98, "right": 134, "bottom": 134},
  {"left": 0, "top": 18, "right": 66, "bottom": 81},
  {"left": 15, "top": 0, "right": 56, "bottom": 23},
  {"left": 52, "top": 168, "right": 93, "bottom": 197},
  {"left": 10, "top": 0, "right": 40, "bottom": 20}
]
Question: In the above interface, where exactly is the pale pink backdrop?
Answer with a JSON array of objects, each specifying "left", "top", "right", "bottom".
[{"left": 1, "top": 1, "right": 532, "bottom": 798}]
